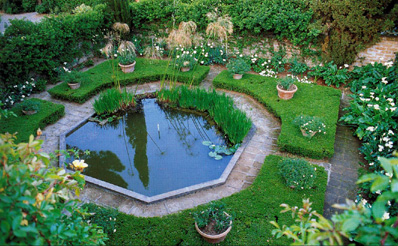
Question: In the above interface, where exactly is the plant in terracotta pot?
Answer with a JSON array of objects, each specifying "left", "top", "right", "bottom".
[
  {"left": 62, "top": 70, "right": 83, "bottom": 89},
  {"left": 118, "top": 50, "right": 137, "bottom": 73},
  {"left": 293, "top": 114, "right": 326, "bottom": 138},
  {"left": 21, "top": 100, "right": 40, "bottom": 115},
  {"left": 174, "top": 52, "right": 196, "bottom": 72},
  {"left": 193, "top": 202, "right": 233, "bottom": 243},
  {"left": 226, "top": 58, "right": 251, "bottom": 79},
  {"left": 277, "top": 76, "right": 298, "bottom": 100}
]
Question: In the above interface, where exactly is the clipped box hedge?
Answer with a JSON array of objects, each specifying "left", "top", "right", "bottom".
[
  {"left": 48, "top": 58, "right": 210, "bottom": 103},
  {"left": 213, "top": 71, "right": 341, "bottom": 159},
  {"left": 88, "top": 155, "right": 327, "bottom": 245},
  {"left": 0, "top": 98, "right": 65, "bottom": 143}
]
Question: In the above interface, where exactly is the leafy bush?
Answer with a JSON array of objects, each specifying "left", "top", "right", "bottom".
[
  {"left": 289, "top": 58, "right": 309, "bottom": 78},
  {"left": 278, "top": 158, "right": 317, "bottom": 190},
  {"left": 308, "top": 61, "right": 350, "bottom": 87},
  {"left": 0, "top": 78, "right": 38, "bottom": 108},
  {"left": 0, "top": 133, "right": 107, "bottom": 245},
  {"left": 82, "top": 203, "right": 118, "bottom": 236},
  {"left": 226, "top": 58, "right": 251, "bottom": 75},
  {"left": 62, "top": 70, "right": 83, "bottom": 84},
  {"left": 93, "top": 88, "right": 136, "bottom": 116},
  {"left": 193, "top": 202, "right": 232, "bottom": 234},
  {"left": 174, "top": 52, "right": 197, "bottom": 70},
  {"left": 213, "top": 70, "right": 341, "bottom": 159},
  {"left": 118, "top": 51, "right": 136, "bottom": 65},
  {"left": 21, "top": 100, "right": 41, "bottom": 112},
  {"left": 158, "top": 86, "right": 252, "bottom": 145},
  {"left": 0, "top": 99, "right": 65, "bottom": 143},
  {"left": 278, "top": 77, "right": 296, "bottom": 91}
]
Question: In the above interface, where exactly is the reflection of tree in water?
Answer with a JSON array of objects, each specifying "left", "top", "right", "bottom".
[
  {"left": 125, "top": 105, "right": 149, "bottom": 188},
  {"left": 83, "top": 150, "right": 128, "bottom": 189}
]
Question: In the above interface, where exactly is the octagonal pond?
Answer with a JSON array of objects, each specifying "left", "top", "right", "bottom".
[{"left": 65, "top": 98, "right": 237, "bottom": 201}]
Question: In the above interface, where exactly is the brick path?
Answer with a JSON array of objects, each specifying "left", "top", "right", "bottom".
[{"left": 31, "top": 65, "right": 361, "bottom": 218}]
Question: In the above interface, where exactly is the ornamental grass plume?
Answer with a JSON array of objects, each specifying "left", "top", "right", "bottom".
[{"left": 167, "top": 21, "right": 198, "bottom": 48}]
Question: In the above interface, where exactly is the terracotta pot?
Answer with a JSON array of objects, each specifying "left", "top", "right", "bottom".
[
  {"left": 300, "top": 128, "right": 317, "bottom": 138},
  {"left": 181, "top": 67, "right": 190, "bottom": 72},
  {"left": 233, "top": 74, "right": 243, "bottom": 80},
  {"left": 195, "top": 213, "right": 232, "bottom": 244},
  {"left": 119, "top": 61, "right": 136, "bottom": 73},
  {"left": 276, "top": 84, "right": 297, "bottom": 100},
  {"left": 68, "top": 83, "right": 80, "bottom": 90},
  {"left": 22, "top": 110, "right": 37, "bottom": 115}
]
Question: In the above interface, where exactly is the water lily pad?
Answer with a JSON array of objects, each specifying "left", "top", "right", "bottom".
[
  {"left": 209, "top": 151, "right": 217, "bottom": 157},
  {"left": 215, "top": 155, "right": 223, "bottom": 160},
  {"left": 202, "top": 141, "right": 212, "bottom": 146}
]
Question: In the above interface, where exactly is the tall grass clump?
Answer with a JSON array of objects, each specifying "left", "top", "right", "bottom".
[
  {"left": 158, "top": 86, "right": 251, "bottom": 144},
  {"left": 93, "top": 88, "right": 135, "bottom": 116}
]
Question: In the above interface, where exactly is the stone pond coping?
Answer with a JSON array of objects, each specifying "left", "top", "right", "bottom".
[{"left": 59, "top": 110, "right": 256, "bottom": 203}]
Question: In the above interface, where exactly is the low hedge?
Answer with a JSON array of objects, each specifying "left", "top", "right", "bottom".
[
  {"left": 48, "top": 58, "right": 210, "bottom": 103},
  {"left": 213, "top": 71, "right": 341, "bottom": 159},
  {"left": 0, "top": 98, "right": 65, "bottom": 143},
  {"left": 87, "top": 155, "right": 327, "bottom": 245}
]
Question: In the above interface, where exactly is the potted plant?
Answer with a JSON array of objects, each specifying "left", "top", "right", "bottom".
[
  {"left": 277, "top": 76, "right": 298, "bottom": 100},
  {"left": 193, "top": 203, "right": 232, "bottom": 243},
  {"left": 174, "top": 52, "right": 196, "bottom": 72},
  {"left": 21, "top": 100, "right": 40, "bottom": 115},
  {"left": 118, "top": 50, "right": 137, "bottom": 73},
  {"left": 293, "top": 114, "right": 326, "bottom": 138},
  {"left": 62, "top": 70, "right": 83, "bottom": 89},
  {"left": 226, "top": 58, "right": 251, "bottom": 79}
]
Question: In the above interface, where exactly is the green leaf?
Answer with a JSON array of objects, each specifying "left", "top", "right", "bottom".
[
  {"left": 215, "top": 155, "right": 223, "bottom": 160},
  {"left": 0, "top": 221, "right": 10, "bottom": 233},
  {"left": 391, "top": 179, "right": 398, "bottom": 193},
  {"left": 356, "top": 173, "right": 378, "bottom": 184},
  {"left": 372, "top": 201, "right": 385, "bottom": 219},
  {"left": 370, "top": 176, "right": 389, "bottom": 192},
  {"left": 342, "top": 218, "right": 360, "bottom": 232},
  {"left": 202, "top": 141, "right": 212, "bottom": 146},
  {"left": 209, "top": 152, "right": 217, "bottom": 158},
  {"left": 379, "top": 157, "right": 393, "bottom": 174}
]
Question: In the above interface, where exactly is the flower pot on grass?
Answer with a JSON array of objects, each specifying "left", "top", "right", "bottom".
[
  {"left": 181, "top": 66, "right": 190, "bottom": 72},
  {"left": 62, "top": 71, "right": 83, "bottom": 90},
  {"left": 277, "top": 77, "right": 298, "bottom": 100},
  {"left": 193, "top": 203, "right": 232, "bottom": 244},
  {"left": 21, "top": 100, "right": 40, "bottom": 115},
  {"left": 118, "top": 50, "right": 137, "bottom": 73},
  {"left": 68, "top": 82, "right": 80, "bottom": 90},
  {"left": 233, "top": 74, "right": 243, "bottom": 80},
  {"left": 226, "top": 58, "right": 250, "bottom": 79},
  {"left": 119, "top": 61, "right": 136, "bottom": 73}
]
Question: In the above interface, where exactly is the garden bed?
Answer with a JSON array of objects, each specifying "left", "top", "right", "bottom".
[
  {"left": 85, "top": 155, "right": 327, "bottom": 245},
  {"left": 0, "top": 98, "right": 65, "bottom": 143},
  {"left": 48, "top": 58, "right": 210, "bottom": 103},
  {"left": 213, "top": 71, "right": 341, "bottom": 159}
]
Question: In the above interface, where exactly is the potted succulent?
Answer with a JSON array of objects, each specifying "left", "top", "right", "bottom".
[
  {"left": 277, "top": 76, "right": 298, "bottom": 100},
  {"left": 293, "top": 114, "right": 326, "bottom": 138},
  {"left": 226, "top": 58, "right": 251, "bottom": 79},
  {"left": 118, "top": 50, "right": 137, "bottom": 73},
  {"left": 62, "top": 70, "right": 83, "bottom": 89},
  {"left": 193, "top": 203, "right": 232, "bottom": 243},
  {"left": 174, "top": 52, "right": 196, "bottom": 72},
  {"left": 21, "top": 100, "right": 40, "bottom": 115}
]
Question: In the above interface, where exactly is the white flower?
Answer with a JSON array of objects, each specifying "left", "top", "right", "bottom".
[
  {"left": 386, "top": 141, "right": 393, "bottom": 149},
  {"left": 176, "top": 55, "right": 180, "bottom": 58},
  {"left": 113, "top": 229, "right": 117, "bottom": 233},
  {"left": 375, "top": 190, "right": 381, "bottom": 195},
  {"left": 366, "top": 126, "right": 375, "bottom": 131},
  {"left": 362, "top": 86, "right": 367, "bottom": 89},
  {"left": 114, "top": 54, "right": 117, "bottom": 57},
  {"left": 200, "top": 61, "right": 204, "bottom": 64},
  {"left": 239, "top": 54, "right": 243, "bottom": 57},
  {"left": 375, "top": 97, "right": 379, "bottom": 101},
  {"left": 378, "top": 145, "right": 384, "bottom": 151},
  {"left": 382, "top": 212, "right": 390, "bottom": 220},
  {"left": 381, "top": 77, "right": 388, "bottom": 84},
  {"left": 388, "top": 130, "right": 394, "bottom": 135},
  {"left": 361, "top": 199, "right": 367, "bottom": 205},
  {"left": 344, "top": 64, "right": 349, "bottom": 68},
  {"left": 391, "top": 107, "right": 397, "bottom": 112},
  {"left": 193, "top": 50, "right": 197, "bottom": 54},
  {"left": 385, "top": 172, "right": 393, "bottom": 178},
  {"left": 369, "top": 162, "right": 374, "bottom": 166}
]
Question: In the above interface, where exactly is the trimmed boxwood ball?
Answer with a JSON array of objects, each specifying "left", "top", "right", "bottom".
[{"left": 278, "top": 158, "right": 317, "bottom": 190}]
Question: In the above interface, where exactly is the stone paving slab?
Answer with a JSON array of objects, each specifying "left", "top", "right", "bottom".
[{"left": 25, "top": 65, "right": 361, "bottom": 219}]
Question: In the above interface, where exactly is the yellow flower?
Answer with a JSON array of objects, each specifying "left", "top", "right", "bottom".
[{"left": 72, "top": 160, "right": 88, "bottom": 171}]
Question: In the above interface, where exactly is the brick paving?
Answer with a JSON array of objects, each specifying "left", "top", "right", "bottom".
[{"left": 29, "top": 65, "right": 361, "bottom": 218}]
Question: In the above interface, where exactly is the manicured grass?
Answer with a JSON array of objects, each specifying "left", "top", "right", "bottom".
[
  {"left": 48, "top": 58, "right": 211, "bottom": 103},
  {"left": 213, "top": 71, "right": 341, "bottom": 159},
  {"left": 91, "top": 155, "right": 327, "bottom": 245},
  {"left": 0, "top": 98, "right": 65, "bottom": 143}
]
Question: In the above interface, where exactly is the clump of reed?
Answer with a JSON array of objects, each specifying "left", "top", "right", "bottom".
[
  {"left": 93, "top": 88, "right": 136, "bottom": 116},
  {"left": 158, "top": 86, "right": 251, "bottom": 144}
]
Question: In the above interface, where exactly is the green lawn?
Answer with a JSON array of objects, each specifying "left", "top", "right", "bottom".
[
  {"left": 0, "top": 98, "right": 65, "bottom": 143},
  {"left": 213, "top": 71, "right": 341, "bottom": 159},
  {"left": 88, "top": 155, "right": 327, "bottom": 245},
  {"left": 48, "top": 58, "right": 210, "bottom": 103}
]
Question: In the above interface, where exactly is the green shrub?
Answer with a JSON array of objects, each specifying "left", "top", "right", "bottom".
[
  {"left": 48, "top": 58, "right": 210, "bottom": 103},
  {"left": 0, "top": 98, "right": 65, "bottom": 143},
  {"left": 278, "top": 158, "right": 317, "bottom": 190},
  {"left": 62, "top": 70, "right": 84, "bottom": 84},
  {"left": 289, "top": 58, "right": 309, "bottom": 78},
  {"left": 174, "top": 52, "right": 197, "bottom": 70},
  {"left": 118, "top": 50, "right": 136, "bottom": 65},
  {"left": 193, "top": 202, "right": 232, "bottom": 234},
  {"left": 0, "top": 134, "right": 107, "bottom": 245},
  {"left": 21, "top": 100, "right": 41, "bottom": 112},
  {"left": 293, "top": 114, "right": 327, "bottom": 138},
  {"left": 82, "top": 203, "right": 118, "bottom": 236},
  {"left": 278, "top": 76, "right": 297, "bottom": 90},
  {"left": 226, "top": 58, "right": 251, "bottom": 75},
  {"left": 308, "top": 61, "right": 350, "bottom": 88},
  {"left": 213, "top": 70, "right": 341, "bottom": 159},
  {"left": 93, "top": 88, "right": 135, "bottom": 116},
  {"left": 158, "top": 86, "right": 252, "bottom": 144}
]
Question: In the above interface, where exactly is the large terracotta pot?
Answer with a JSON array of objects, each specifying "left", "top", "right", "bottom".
[
  {"left": 119, "top": 61, "right": 136, "bottom": 73},
  {"left": 195, "top": 213, "right": 232, "bottom": 244},
  {"left": 68, "top": 83, "right": 80, "bottom": 90},
  {"left": 233, "top": 74, "right": 243, "bottom": 80},
  {"left": 276, "top": 84, "right": 298, "bottom": 100}
]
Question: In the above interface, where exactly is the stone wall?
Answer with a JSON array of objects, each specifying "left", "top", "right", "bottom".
[{"left": 352, "top": 36, "right": 398, "bottom": 67}]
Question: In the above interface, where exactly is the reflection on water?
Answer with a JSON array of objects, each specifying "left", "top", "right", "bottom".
[{"left": 66, "top": 99, "right": 232, "bottom": 196}]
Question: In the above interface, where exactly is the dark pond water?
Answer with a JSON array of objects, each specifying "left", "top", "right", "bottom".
[{"left": 66, "top": 99, "right": 232, "bottom": 197}]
